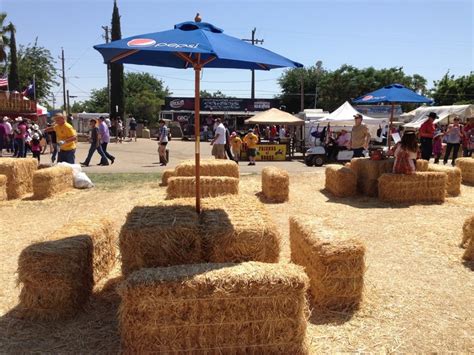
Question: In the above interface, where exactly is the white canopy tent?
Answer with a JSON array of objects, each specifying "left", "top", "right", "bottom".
[
  {"left": 244, "top": 108, "right": 304, "bottom": 126},
  {"left": 403, "top": 104, "right": 474, "bottom": 128}
]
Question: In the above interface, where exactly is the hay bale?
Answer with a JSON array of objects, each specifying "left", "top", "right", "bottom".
[
  {"left": 119, "top": 200, "right": 201, "bottom": 276},
  {"left": 455, "top": 157, "right": 474, "bottom": 185},
  {"left": 166, "top": 176, "right": 239, "bottom": 199},
  {"left": 17, "top": 218, "right": 117, "bottom": 320},
  {"left": 0, "top": 174, "right": 6, "bottom": 201},
  {"left": 350, "top": 158, "right": 394, "bottom": 196},
  {"left": 416, "top": 159, "right": 429, "bottom": 172},
  {"left": 325, "top": 164, "right": 357, "bottom": 197},
  {"left": 378, "top": 172, "right": 446, "bottom": 204},
  {"left": 160, "top": 168, "right": 176, "bottom": 186},
  {"left": 38, "top": 163, "right": 53, "bottom": 169},
  {"left": 201, "top": 195, "right": 281, "bottom": 263},
  {"left": 462, "top": 215, "right": 474, "bottom": 261},
  {"left": 289, "top": 217, "right": 365, "bottom": 310},
  {"left": 344, "top": 162, "right": 351, "bottom": 169},
  {"left": 118, "top": 262, "right": 309, "bottom": 354},
  {"left": 174, "top": 159, "right": 239, "bottom": 178},
  {"left": 0, "top": 158, "right": 38, "bottom": 199},
  {"left": 427, "top": 164, "right": 462, "bottom": 196},
  {"left": 32, "top": 166, "right": 74, "bottom": 200},
  {"left": 261, "top": 166, "right": 289, "bottom": 202}
]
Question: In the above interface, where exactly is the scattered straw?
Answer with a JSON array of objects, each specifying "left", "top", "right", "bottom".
[
  {"left": 201, "top": 195, "right": 281, "bottom": 263},
  {"left": 16, "top": 218, "right": 117, "bottom": 320},
  {"left": 0, "top": 158, "right": 38, "bottom": 199},
  {"left": 289, "top": 216, "right": 365, "bottom": 311},
  {"left": 455, "top": 158, "right": 474, "bottom": 185},
  {"left": 378, "top": 172, "right": 446, "bottom": 204},
  {"left": 166, "top": 176, "right": 239, "bottom": 199},
  {"left": 325, "top": 165, "right": 357, "bottom": 197},
  {"left": 119, "top": 199, "right": 201, "bottom": 275},
  {"left": 174, "top": 159, "right": 239, "bottom": 178},
  {"left": 118, "top": 262, "right": 309, "bottom": 354},
  {"left": 427, "top": 164, "right": 462, "bottom": 196},
  {"left": 261, "top": 166, "right": 289, "bottom": 202},
  {"left": 32, "top": 166, "right": 74, "bottom": 200}
]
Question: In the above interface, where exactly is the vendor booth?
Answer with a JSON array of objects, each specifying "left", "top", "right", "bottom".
[
  {"left": 244, "top": 108, "right": 304, "bottom": 160},
  {"left": 403, "top": 104, "right": 474, "bottom": 128}
]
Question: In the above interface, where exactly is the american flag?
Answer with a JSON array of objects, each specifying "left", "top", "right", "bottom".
[{"left": 0, "top": 74, "right": 8, "bottom": 88}]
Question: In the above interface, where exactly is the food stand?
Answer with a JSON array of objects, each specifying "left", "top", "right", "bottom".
[{"left": 244, "top": 108, "right": 304, "bottom": 161}]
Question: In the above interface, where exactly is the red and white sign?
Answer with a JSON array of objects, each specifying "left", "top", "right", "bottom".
[{"left": 127, "top": 38, "right": 156, "bottom": 47}]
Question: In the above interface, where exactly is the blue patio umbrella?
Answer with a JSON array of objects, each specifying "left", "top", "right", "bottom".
[
  {"left": 352, "top": 83, "right": 432, "bottom": 148},
  {"left": 94, "top": 20, "right": 302, "bottom": 212}
]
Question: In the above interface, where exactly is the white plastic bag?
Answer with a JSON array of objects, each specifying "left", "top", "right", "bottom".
[{"left": 74, "top": 172, "right": 94, "bottom": 189}]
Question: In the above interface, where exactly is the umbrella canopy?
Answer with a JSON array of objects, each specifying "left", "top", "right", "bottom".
[
  {"left": 94, "top": 20, "right": 302, "bottom": 212},
  {"left": 245, "top": 108, "right": 304, "bottom": 126},
  {"left": 352, "top": 83, "right": 433, "bottom": 104},
  {"left": 94, "top": 21, "right": 302, "bottom": 70},
  {"left": 318, "top": 101, "right": 387, "bottom": 125}
]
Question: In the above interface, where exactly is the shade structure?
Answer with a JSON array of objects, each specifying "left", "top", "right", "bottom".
[
  {"left": 318, "top": 101, "right": 387, "bottom": 125},
  {"left": 403, "top": 104, "right": 474, "bottom": 128},
  {"left": 94, "top": 20, "right": 302, "bottom": 212},
  {"left": 245, "top": 108, "right": 304, "bottom": 126},
  {"left": 352, "top": 83, "right": 432, "bottom": 148}
]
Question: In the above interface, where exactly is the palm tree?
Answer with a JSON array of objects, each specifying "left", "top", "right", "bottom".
[{"left": 0, "top": 12, "right": 9, "bottom": 63}]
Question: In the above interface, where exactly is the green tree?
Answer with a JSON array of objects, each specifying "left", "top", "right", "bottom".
[
  {"left": 200, "top": 90, "right": 230, "bottom": 98},
  {"left": 0, "top": 12, "right": 8, "bottom": 63},
  {"left": 73, "top": 87, "right": 109, "bottom": 113},
  {"left": 278, "top": 63, "right": 428, "bottom": 113},
  {"left": 17, "top": 39, "right": 58, "bottom": 101},
  {"left": 127, "top": 90, "right": 163, "bottom": 124},
  {"left": 431, "top": 72, "right": 474, "bottom": 105},
  {"left": 110, "top": 0, "right": 124, "bottom": 119},
  {"left": 6, "top": 22, "right": 19, "bottom": 91}
]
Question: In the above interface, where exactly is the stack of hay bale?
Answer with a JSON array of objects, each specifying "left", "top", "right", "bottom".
[
  {"left": 162, "top": 159, "right": 239, "bottom": 198},
  {"left": 324, "top": 164, "right": 357, "bottom": 197},
  {"left": 378, "top": 172, "right": 446, "bottom": 204},
  {"left": 455, "top": 158, "right": 474, "bottom": 185},
  {"left": 261, "top": 166, "right": 289, "bottom": 202},
  {"left": 0, "top": 175, "right": 7, "bottom": 201},
  {"left": 118, "top": 195, "right": 310, "bottom": 353},
  {"left": 461, "top": 215, "right": 474, "bottom": 261},
  {"left": 32, "top": 165, "right": 74, "bottom": 200},
  {"left": 16, "top": 218, "right": 117, "bottom": 320},
  {"left": 289, "top": 216, "right": 365, "bottom": 310},
  {"left": 416, "top": 159, "right": 429, "bottom": 172},
  {"left": 0, "top": 158, "right": 38, "bottom": 199},
  {"left": 427, "top": 164, "right": 462, "bottom": 196},
  {"left": 119, "top": 262, "right": 309, "bottom": 353},
  {"left": 350, "top": 157, "right": 394, "bottom": 197}
]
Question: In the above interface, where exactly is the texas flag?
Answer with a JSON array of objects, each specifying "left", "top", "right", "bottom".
[{"left": 22, "top": 81, "right": 35, "bottom": 99}]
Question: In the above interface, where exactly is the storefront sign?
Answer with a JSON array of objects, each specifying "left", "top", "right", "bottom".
[
  {"left": 241, "top": 144, "right": 287, "bottom": 161},
  {"left": 164, "top": 97, "right": 280, "bottom": 112}
]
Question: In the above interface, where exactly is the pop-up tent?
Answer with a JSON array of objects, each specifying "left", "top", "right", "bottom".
[
  {"left": 245, "top": 108, "right": 304, "bottom": 126},
  {"left": 317, "top": 101, "right": 388, "bottom": 127},
  {"left": 403, "top": 104, "right": 474, "bottom": 128}
]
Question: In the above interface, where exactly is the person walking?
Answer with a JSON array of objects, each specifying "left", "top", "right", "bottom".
[
  {"left": 229, "top": 132, "right": 242, "bottom": 163},
  {"left": 432, "top": 131, "right": 443, "bottom": 164},
  {"left": 350, "top": 114, "right": 370, "bottom": 158},
  {"left": 210, "top": 118, "right": 226, "bottom": 159},
  {"left": 158, "top": 119, "right": 169, "bottom": 166},
  {"left": 1, "top": 116, "right": 12, "bottom": 154},
  {"left": 115, "top": 117, "right": 123, "bottom": 143},
  {"left": 443, "top": 117, "right": 463, "bottom": 166},
  {"left": 462, "top": 117, "right": 474, "bottom": 157},
  {"left": 98, "top": 116, "right": 115, "bottom": 165},
  {"left": 419, "top": 112, "right": 437, "bottom": 161},
  {"left": 44, "top": 114, "right": 77, "bottom": 164},
  {"left": 0, "top": 118, "right": 6, "bottom": 157},
  {"left": 129, "top": 115, "right": 137, "bottom": 142},
  {"left": 81, "top": 119, "right": 108, "bottom": 167},
  {"left": 243, "top": 128, "right": 259, "bottom": 166},
  {"left": 223, "top": 122, "right": 234, "bottom": 160},
  {"left": 13, "top": 118, "right": 27, "bottom": 158}
]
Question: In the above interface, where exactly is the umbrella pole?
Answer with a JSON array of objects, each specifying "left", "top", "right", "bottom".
[
  {"left": 194, "top": 66, "right": 201, "bottom": 213},
  {"left": 388, "top": 103, "right": 394, "bottom": 151}
]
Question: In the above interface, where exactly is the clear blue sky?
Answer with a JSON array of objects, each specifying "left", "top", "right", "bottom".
[{"left": 3, "top": 0, "right": 473, "bottom": 107}]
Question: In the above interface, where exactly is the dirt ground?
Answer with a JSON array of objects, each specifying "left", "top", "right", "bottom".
[{"left": 0, "top": 172, "right": 473, "bottom": 353}]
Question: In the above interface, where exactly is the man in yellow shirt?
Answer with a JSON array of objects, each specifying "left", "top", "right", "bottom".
[
  {"left": 229, "top": 132, "right": 242, "bottom": 164},
  {"left": 44, "top": 113, "right": 77, "bottom": 164},
  {"left": 243, "top": 128, "right": 259, "bottom": 166}
]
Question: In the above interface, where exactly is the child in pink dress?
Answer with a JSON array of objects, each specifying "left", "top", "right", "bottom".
[{"left": 432, "top": 132, "right": 443, "bottom": 164}]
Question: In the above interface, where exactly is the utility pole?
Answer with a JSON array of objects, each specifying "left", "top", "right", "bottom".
[
  {"left": 102, "top": 25, "right": 111, "bottom": 110},
  {"left": 66, "top": 89, "right": 70, "bottom": 116},
  {"left": 243, "top": 28, "right": 263, "bottom": 100},
  {"left": 61, "top": 48, "right": 66, "bottom": 114},
  {"left": 300, "top": 72, "right": 304, "bottom": 113}
]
